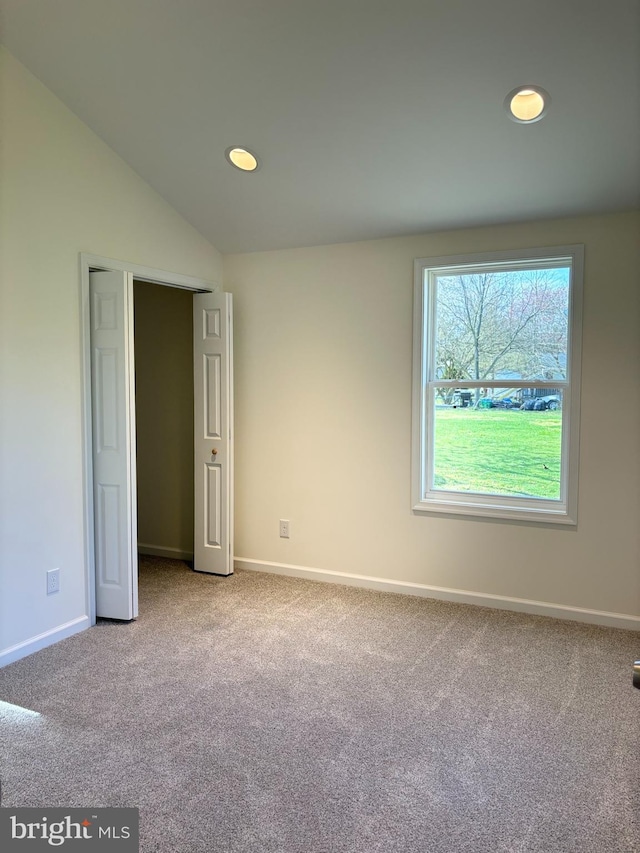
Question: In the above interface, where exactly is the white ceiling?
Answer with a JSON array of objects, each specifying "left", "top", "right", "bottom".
[{"left": 2, "top": 0, "right": 639, "bottom": 253}]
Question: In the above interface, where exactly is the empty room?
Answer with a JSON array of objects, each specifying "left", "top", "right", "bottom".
[{"left": 0, "top": 1, "right": 639, "bottom": 852}]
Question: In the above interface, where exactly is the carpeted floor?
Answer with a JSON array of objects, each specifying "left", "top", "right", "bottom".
[{"left": 1, "top": 556, "right": 639, "bottom": 852}]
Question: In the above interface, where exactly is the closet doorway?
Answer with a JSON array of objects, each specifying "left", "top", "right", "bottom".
[
  {"left": 134, "top": 281, "right": 195, "bottom": 566},
  {"left": 81, "top": 254, "right": 233, "bottom": 623}
]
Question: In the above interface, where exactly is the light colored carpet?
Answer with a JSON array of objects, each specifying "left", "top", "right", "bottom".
[{"left": 1, "top": 556, "right": 639, "bottom": 852}]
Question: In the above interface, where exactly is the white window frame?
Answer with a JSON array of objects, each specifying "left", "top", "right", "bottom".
[{"left": 411, "top": 245, "right": 583, "bottom": 524}]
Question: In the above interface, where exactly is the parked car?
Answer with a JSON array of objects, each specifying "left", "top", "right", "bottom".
[
  {"left": 521, "top": 395, "right": 561, "bottom": 411},
  {"left": 540, "top": 394, "right": 561, "bottom": 410}
]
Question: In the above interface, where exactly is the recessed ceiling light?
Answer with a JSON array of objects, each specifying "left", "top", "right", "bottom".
[
  {"left": 505, "top": 86, "right": 550, "bottom": 123},
  {"left": 225, "top": 146, "right": 259, "bottom": 172}
]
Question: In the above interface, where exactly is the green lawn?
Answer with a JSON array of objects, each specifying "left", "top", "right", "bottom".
[{"left": 433, "top": 407, "right": 562, "bottom": 499}]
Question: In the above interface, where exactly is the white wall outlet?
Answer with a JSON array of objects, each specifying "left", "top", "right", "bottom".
[
  {"left": 47, "top": 568, "right": 60, "bottom": 595},
  {"left": 279, "top": 519, "right": 290, "bottom": 539}
]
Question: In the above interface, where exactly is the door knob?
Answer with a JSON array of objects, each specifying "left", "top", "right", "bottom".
[{"left": 211, "top": 448, "right": 218, "bottom": 456}]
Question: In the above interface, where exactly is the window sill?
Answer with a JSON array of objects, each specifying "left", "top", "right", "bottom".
[{"left": 412, "top": 495, "right": 576, "bottom": 525}]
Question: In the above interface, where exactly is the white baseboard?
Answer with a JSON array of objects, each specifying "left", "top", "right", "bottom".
[
  {"left": 0, "top": 616, "right": 91, "bottom": 668},
  {"left": 138, "top": 543, "right": 194, "bottom": 561},
  {"left": 234, "top": 558, "right": 640, "bottom": 631}
]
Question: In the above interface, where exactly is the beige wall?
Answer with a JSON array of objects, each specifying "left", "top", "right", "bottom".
[
  {"left": 134, "top": 281, "right": 194, "bottom": 555},
  {"left": 224, "top": 211, "right": 640, "bottom": 620},
  {"left": 0, "top": 48, "right": 221, "bottom": 659}
]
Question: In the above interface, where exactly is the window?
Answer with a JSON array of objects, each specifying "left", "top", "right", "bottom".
[{"left": 412, "top": 245, "right": 583, "bottom": 524}]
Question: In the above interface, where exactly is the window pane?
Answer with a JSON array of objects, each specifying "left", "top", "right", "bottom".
[
  {"left": 432, "top": 389, "right": 563, "bottom": 500},
  {"left": 434, "top": 267, "right": 569, "bottom": 383}
]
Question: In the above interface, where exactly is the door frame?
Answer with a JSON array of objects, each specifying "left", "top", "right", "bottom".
[{"left": 80, "top": 252, "right": 218, "bottom": 626}]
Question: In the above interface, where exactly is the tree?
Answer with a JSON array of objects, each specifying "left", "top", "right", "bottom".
[{"left": 435, "top": 268, "right": 568, "bottom": 402}]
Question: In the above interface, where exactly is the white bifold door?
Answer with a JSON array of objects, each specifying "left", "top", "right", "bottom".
[
  {"left": 89, "top": 271, "right": 233, "bottom": 621},
  {"left": 90, "top": 271, "right": 138, "bottom": 620},
  {"left": 193, "top": 291, "right": 234, "bottom": 577}
]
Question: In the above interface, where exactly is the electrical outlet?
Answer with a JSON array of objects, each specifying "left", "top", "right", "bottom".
[
  {"left": 47, "top": 568, "right": 60, "bottom": 595},
  {"left": 279, "top": 519, "right": 290, "bottom": 539}
]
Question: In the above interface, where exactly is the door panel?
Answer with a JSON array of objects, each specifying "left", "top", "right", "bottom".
[
  {"left": 90, "top": 270, "right": 138, "bottom": 619},
  {"left": 193, "top": 292, "right": 233, "bottom": 574}
]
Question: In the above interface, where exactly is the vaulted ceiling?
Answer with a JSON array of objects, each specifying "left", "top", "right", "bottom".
[{"left": 2, "top": 0, "right": 639, "bottom": 253}]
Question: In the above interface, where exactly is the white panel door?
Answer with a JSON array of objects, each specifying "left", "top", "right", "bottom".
[
  {"left": 89, "top": 270, "right": 138, "bottom": 619},
  {"left": 193, "top": 292, "right": 233, "bottom": 574}
]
